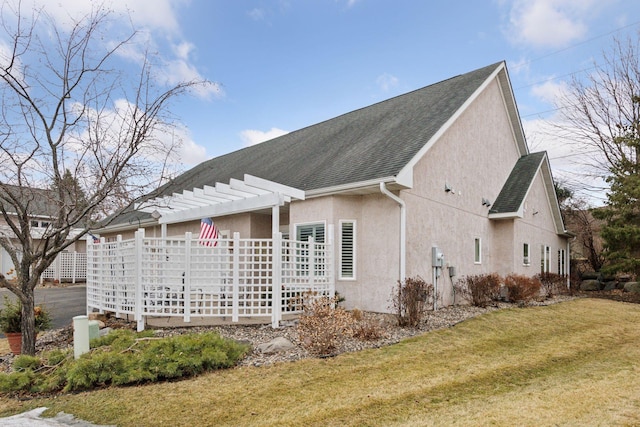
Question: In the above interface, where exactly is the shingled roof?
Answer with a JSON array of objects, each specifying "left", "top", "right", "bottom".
[
  {"left": 152, "top": 61, "right": 505, "bottom": 197},
  {"left": 104, "top": 61, "right": 535, "bottom": 230},
  {"left": 489, "top": 152, "right": 547, "bottom": 215}
]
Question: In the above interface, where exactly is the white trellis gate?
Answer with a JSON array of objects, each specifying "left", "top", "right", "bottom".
[{"left": 86, "top": 229, "right": 334, "bottom": 330}]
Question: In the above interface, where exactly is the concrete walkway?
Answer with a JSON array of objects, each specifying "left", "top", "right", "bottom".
[{"left": 1, "top": 407, "right": 113, "bottom": 426}]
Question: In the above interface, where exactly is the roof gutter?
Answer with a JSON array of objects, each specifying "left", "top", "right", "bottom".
[{"left": 380, "top": 182, "right": 406, "bottom": 282}]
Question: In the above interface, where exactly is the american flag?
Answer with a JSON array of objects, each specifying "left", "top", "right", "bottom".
[{"left": 199, "top": 217, "right": 219, "bottom": 247}]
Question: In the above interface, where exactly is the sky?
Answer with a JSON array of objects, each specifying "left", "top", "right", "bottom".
[{"left": 5, "top": 0, "right": 640, "bottom": 205}]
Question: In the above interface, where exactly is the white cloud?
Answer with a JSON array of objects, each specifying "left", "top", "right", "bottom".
[
  {"left": 530, "top": 79, "right": 568, "bottom": 104},
  {"left": 14, "top": 0, "right": 217, "bottom": 99},
  {"left": 248, "top": 8, "right": 265, "bottom": 21},
  {"left": 522, "top": 115, "right": 607, "bottom": 205},
  {"left": 504, "top": 0, "right": 603, "bottom": 48},
  {"left": 376, "top": 73, "right": 399, "bottom": 92},
  {"left": 240, "top": 128, "right": 289, "bottom": 147}
]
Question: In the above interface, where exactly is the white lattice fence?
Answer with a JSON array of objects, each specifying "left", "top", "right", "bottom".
[
  {"left": 87, "top": 230, "right": 334, "bottom": 330},
  {"left": 41, "top": 252, "right": 87, "bottom": 283}
]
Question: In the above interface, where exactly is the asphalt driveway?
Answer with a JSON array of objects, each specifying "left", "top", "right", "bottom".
[{"left": 0, "top": 285, "right": 86, "bottom": 337}]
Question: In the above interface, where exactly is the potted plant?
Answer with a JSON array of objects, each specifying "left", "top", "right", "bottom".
[{"left": 0, "top": 295, "right": 51, "bottom": 355}]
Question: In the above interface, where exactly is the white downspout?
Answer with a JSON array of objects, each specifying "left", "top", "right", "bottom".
[{"left": 380, "top": 182, "right": 406, "bottom": 283}]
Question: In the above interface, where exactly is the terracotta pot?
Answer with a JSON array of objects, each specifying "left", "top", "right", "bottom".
[{"left": 5, "top": 332, "right": 21, "bottom": 355}]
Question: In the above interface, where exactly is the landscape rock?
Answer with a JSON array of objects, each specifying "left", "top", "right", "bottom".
[
  {"left": 256, "top": 337, "right": 294, "bottom": 354},
  {"left": 580, "top": 279, "right": 601, "bottom": 291},
  {"left": 581, "top": 272, "right": 599, "bottom": 280},
  {"left": 623, "top": 282, "right": 640, "bottom": 294},
  {"left": 603, "top": 281, "right": 618, "bottom": 291}
]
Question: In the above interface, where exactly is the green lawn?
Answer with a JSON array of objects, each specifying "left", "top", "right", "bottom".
[{"left": 2, "top": 298, "right": 640, "bottom": 426}]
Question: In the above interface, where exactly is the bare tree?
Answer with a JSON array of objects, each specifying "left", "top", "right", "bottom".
[
  {"left": 0, "top": 2, "right": 210, "bottom": 354},
  {"left": 555, "top": 33, "right": 640, "bottom": 275},
  {"left": 556, "top": 33, "right": 640, "bottom": 181}
]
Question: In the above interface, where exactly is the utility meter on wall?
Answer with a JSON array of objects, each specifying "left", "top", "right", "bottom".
[{"left": 432, "top": 246, "right": 444, "bottom": 268}]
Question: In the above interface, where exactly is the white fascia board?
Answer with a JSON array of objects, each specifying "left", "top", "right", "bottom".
[
  {"left": 496, "top": 66, "right": 528, "bottom": 156},
  {"left": 93, "top": 217, "right": 157, "bottom": 234},
  {"left": 397, "top": 63, "right": 506, "bottom": 186},
  {"left": 244, "top": 174, "right": 306, "bottom": 200},
  {"left": 539, "top": 155, "right": 569, "bottom": 235},
  {"left": 159, "top": 192, "right": 283, "bottom": 225},
  {"left": 488, "top": 210, "right": 523, "bottom": 220},
  {"left": 305, "top": 176, "right": 402, "bottom": 198}
]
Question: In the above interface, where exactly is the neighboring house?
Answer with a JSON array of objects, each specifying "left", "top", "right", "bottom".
[
  {"left": 0, "top": 185, "right": 87, "bottom": 282},
  {"left": 96, "top": 61, "right": 571, "bottom": 316}
]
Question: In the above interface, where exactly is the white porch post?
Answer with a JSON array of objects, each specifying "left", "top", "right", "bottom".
[
  {"left": 232, "top": 232, "right": 240, "bottom": 323},
  {"left": 135, "top": 228, "right": 145, "bottom": 332},
  {"left": 184, "top": 232, "right": 192, "bottom": 323},
  {"left": 272, "top": 232, "right": 282, "bottom": 328},
  {"left": 271, "top": 204, "right": 281, "bottom": 327},
  {"left": 309, "top": 236, "right": 316, "bottom": 294}
]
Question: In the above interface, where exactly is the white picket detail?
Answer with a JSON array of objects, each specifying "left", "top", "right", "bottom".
[{"left": 86, "top": 230, "right": 334, "bottom": 329}]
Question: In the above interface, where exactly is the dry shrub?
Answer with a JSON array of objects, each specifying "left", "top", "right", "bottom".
[
  {"left": 351, "top": 308, "right": 364, "bottom": 322},
  {"left": 352, "top": 316, "right": 385, "bottom": 341},
  {"left": 297, "top": 296, "right": 354, "bottom": 355},
  {"left": 504, "top": 274, "right": 541, "bottom": 304},
  {"left": 535, "top": 272, "right": 568, "bottom": 298},
  {"left": 390, "top": 276, "right": 432, "bottom": 327},
  {"left": 457, "top": 274, "right": 502, "bottom": 307}
]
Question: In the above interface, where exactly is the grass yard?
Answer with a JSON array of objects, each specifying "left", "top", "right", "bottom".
[{"left": 1, "top": 298, "right": 640, "bottom": 426}]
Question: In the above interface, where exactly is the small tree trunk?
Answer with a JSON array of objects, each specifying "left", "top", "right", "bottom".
[{"left": 20, "top": 292, "right": 37, "bottom": 355}]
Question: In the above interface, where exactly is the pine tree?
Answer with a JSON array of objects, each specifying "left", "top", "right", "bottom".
[{"left": 593, "top": 109, "right": 640, "bottom": 275}]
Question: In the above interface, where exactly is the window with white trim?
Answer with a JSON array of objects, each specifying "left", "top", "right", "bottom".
[
  {"left": 340, "top": 220, "right": 356, "bottom": 279},
  {"left": 474, "top": 238, "right": 481, "bottom": 264},
  {"left": 558, "top": 249, "right": 566, "bottom": 276},
  {"left": 541, "top": 245, "right": 550, "bottom": 273},
  {"left": 295, "top": 222, "right": 325, "bottom": 276},
  {"left": 296, "top": 223, "right": 325, "bottom": 243},
  {"left": 523, "top": 243, "right": 530, "bottom": 266}
]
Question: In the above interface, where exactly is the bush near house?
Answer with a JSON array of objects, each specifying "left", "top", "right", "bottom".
[
  {"left": 535, "top": 272, "right": 568, "bottom": 298},
  {"left": 455, "top": 273, "right": 502, "bottom": 307},
  {"left": 504, "top": 274, "right": 541, "bottom": 304},
  {"left": 389, "top": 277, "right": 433, "bottom": 327},
  {"left": 297, "top": 296, "right": 385, "bottom": 356}
]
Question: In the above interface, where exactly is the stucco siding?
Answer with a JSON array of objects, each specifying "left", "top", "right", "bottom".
[{"left": 403, "top": 77, "right": 524, "bottom": 304}]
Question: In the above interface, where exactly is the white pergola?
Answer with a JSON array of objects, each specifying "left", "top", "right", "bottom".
[{"left": 136, "top": 174, "right": 305, "bottom": 236}]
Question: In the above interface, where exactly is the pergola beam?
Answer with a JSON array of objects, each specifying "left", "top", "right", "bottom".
[{"left": 137, "top": 175, "right": 304, "bottom": 226}]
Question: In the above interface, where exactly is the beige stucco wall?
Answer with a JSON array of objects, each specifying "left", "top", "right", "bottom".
[
  {"left": 403, "top": 78, "right": 525, "bottom": 307},
  {"left": 289, "top": 194, "right": 400, "bottom": 312},
  {"left": 289, "top": 76, "right": 569, "bottom": 313},
  {"left": 92, "top": 75, "right": 569, "bottom": 315}
]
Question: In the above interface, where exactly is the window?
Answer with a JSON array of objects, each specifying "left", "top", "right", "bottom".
[
  {"left": 295, "top": 223, "right": 326, "bottom": 276},
  {"left": 474, "top": 238, "right": 481, "bottom": 264},
  {"left": 30, "top": 220, "right": 40, "bottom": 228},
  {"left": 340, "top": 221, "right": 356, "bottom": 279},
  {"left": 296, "top": 223, "right": 325, "bottom": 243},
  {"left": 540, "top": 245, "right": 550, "bottom": 273},
  {"left": 558, "top": 249, "right": 566, "bottom": 276},
  {"left": 523, "top": 243, "right": 530, "bottom": 265}
]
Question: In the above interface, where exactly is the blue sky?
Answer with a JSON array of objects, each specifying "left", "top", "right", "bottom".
[{"left": 7, "top": 1, "right": 640, "bottom": 204}]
